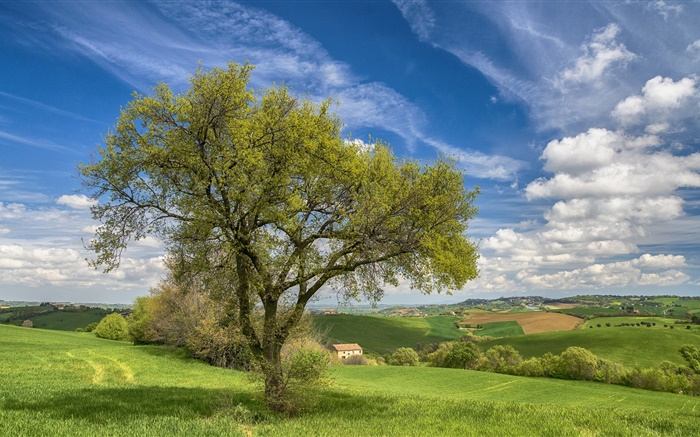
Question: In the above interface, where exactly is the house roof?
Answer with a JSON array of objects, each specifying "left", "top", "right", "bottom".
[{"left": 331, "top": 343, "right": 362, "bottom": 351}]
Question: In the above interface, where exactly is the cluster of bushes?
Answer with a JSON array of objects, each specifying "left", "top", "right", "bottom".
[{"left": 416, "top": 340, "right": 700, "bottom": 396}]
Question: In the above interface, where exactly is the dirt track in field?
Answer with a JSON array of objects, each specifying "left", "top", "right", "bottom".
[{"left": 462, "top": 312, "right": 582, "bottom": 334}]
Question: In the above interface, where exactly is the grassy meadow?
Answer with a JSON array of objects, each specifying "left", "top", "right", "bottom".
[
  {"left": 313, "top": 314, "right": 464, "bottom": 354},
  {"left": 481, "top": 319, "right": 700, "bottom": 368},
  {"left": 25, "top": 308, "right": 109, "bottom": 331},
  {"left": 3, "top": 324, "right": 700, "bottom": 436}
]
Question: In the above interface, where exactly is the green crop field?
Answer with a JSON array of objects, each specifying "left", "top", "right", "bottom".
[
  {"left": 476, "top": 320, "right": 524, "bottom": 337},
  {"left": 313, "top": 314, "right": 464, "bottom": 354},
  {"left": 481, "top": 320, "right": 700, "bottom": 368},
  {"left": 2, "top": 324, "right": 700, "bottom": 436},
  {"left": 555, "top": 307, "right": 623, "bottom": 317},
  {"left": 27, "top": 308, "right": 111, "bottom": 331}
]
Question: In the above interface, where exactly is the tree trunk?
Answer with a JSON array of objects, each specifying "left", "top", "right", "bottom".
[{"left": 263, "top": 338, "right": 288, "bottom": 412}]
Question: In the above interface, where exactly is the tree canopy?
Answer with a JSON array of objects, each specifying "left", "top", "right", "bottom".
[{"left": 80, "top": 62, "right": 479, "bottom": 411}]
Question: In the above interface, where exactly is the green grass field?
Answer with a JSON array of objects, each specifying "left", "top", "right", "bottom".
[
  {"left": 2, "top": 325, "right": 700, "bottom": 436},
  {"left": 476, "top": 320, "right": 524, "bottom": 337},
  {"left": 481, "top": 319, "right": 700, "bottom": 368},
  {"left": 313, "top": 314, "right": 464, "bottom": 354},
  {"left": 27, "top": 308, "right": 110, "bottom": 331}
]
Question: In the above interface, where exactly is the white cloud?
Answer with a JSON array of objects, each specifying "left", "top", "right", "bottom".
[
  {"left": 0, "top": 243, "right": 164, "bottom": 289},
  {"left": 688, "top": 40, "right": 700, "bottom": 57},
  {"left": 0, "top": 199, "right": 165, "bottom": 297},
  {"left": 613, "top": 76, "right": 698, "bottom": 126},
  {"left": 557, "top": 24, "right": 636, "bottom": 88},
  {"left": 392, "top": 0, "right": 435, "bottom": 42},
  {"left": 519, "top": 254, "right": 689, "bottom": 290},
  {"left": 647, "top": 1, "right": 684, "bottom": 19},
  {"left": 56, "top": 194, "right": 97, "bottom": 210},
  {"left": 0, "top": 129, "right": 73, "bottom": 154},
  {"left": 526, "top": 128, "right": 700, "bottom": 200}
]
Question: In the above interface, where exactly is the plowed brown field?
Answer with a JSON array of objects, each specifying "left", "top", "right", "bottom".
[{"left": 462, "top": 312, "right": 582, "bottom": 334}]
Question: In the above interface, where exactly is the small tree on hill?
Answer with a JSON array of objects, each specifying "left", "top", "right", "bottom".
[
  {"left": 443, "top": 341, "right": 480, "bottom": 369},
  {"left": 390, "top": 348, "right": 420, "bottom": 366},
  {"left": 560, "top": 347, "right": 598, "bottom": 381},
  {"left": 94, "top": 313, "right": 129, "bottom": 341},
  {"left": 80, "top": 62, "right": 480, "bottom": 412}
]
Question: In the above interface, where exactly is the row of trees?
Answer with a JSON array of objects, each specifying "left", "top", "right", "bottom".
[{"left": 389, "top": 337, "right": 700, "bottom": 396}]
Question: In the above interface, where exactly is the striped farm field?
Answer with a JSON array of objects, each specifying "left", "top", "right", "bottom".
[{"left": 461, "top": 311, "right": 583, "bottom": 334}]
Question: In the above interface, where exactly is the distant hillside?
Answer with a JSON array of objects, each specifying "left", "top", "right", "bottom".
[
  {"left": 481, "top": 317, "right": 700, "bottom": 368},
  {"left": 314, "top": 314, "right": 464, "bottom": 354}
]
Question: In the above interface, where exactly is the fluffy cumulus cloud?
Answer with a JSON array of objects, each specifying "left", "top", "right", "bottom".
[
  {"left": 527, "top": 126, "right": 700, "bottom": 200},
  {"left": 613, "top": 76, "right": 698, "bottom": 126},
  {"left": 0, "top": 197, "right": 166, "bottom": 299},
  {"left": 520, "top": 254, "right": 688, "bottom": 290},
  {"left": 474, "top": 73, "right": 700, "bottom": 294},
  {"left": 56, "top": 194, "right": 97, "bottom": 209},
  {"left": 0, "top": 243, "right": 164, "bottom": 289}
]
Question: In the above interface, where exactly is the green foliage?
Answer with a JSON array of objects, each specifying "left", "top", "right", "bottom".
[
  {"left": 127, "top": 296, "right": 154, "bottom": 344},
  {"left": 479, "top": 345, "right": 523, "bottom": 373},
  {"left": 560, "top": 346, "right": 599, "bottom": 381},
  {"left": 390, "top": 347, "right": 420, "bottom": 366},
  {"left": 679, "top": 344, "right": 700, "bottom": 372},
  {"left": 443, "top": 341, "right": 481, "bottom": 369},
  {"left": 342, "top": 354, "right": 369, "bottom": 365},
  {"left": 93, "top": 313, "right": 129, "bottom": 341},
  {"left": 284, "top": 348, "right": 331, "bottom": 385},
  {"left": 85, "top": 322, "right": 99, "bottom": 332}
]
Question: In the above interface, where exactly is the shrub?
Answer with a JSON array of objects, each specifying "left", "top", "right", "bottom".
[
  {"left": 540, "top": 352, "right": 564, "bottom": 378},
  {"left": 594, "top": 359, "right": 624, "bottom": 384},
  {"left": 186, "top": 314, "right": 253, "bottom": 370},
  {"left": 426, "top": 342, "right": 451, "bottom": 367},
  {"left": 21, "top": 319, "right": 33, "bottom": 328},
  {"left": 679, "top": 344, "right": 700, "bottom": 372},
  {"left": 94, "top": 313, "right": 129, "bottom": 341},
  {"left": 84, "top": 322, "right": 98, "bottom": 332},
  {"left": 517, "top": 357, "right": 545, "bottom": 377},
  {"left": 343, "top": 354, "right": 369, "bottom": 365},
  {"left": 127, "top": 296, "right": 155, "bottom": 344},
  {"left": 443, "top": 341, "right": 481, "bottom": 370},
  {"left": 560, "top": 347, "right": 598, "bottom": 381},
  {"left": 284, "top": 347, "right": 331, "bottom": 385},
  {"left": 479, "top": 345, "right": 522, "bottom": 374},
  {"left": 390, "top": 347, "right": 419, "bottom": 366}
]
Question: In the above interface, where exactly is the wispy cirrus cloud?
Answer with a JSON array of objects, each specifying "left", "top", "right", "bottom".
[
  {"left": 555, "top": 24, "right": 636, "bottom": 88},
  {"left": 20, "top": 0, "right": 521, "bottom": 181},
  {"left": 0, "top": 91, "right": 103, "bottom": 124},
  {"left": 0, "top": 129, "right": 74, "bottom": 154}
]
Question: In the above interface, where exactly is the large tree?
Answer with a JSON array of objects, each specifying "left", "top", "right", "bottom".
[{"left": 81, "top": 62, "right": 479, "bottom": 411}]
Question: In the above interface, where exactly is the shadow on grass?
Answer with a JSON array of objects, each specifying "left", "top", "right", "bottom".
[{"left": 2, "top": 386, "right": 269, "bottom": 424}]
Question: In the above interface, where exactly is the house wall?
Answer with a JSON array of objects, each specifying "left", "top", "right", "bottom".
[{"left": 337, "top": 349, "right": 362, "bottom": 359}]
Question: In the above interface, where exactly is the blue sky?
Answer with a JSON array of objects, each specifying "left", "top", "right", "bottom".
[{"left": 1, "top": 0, "right": 699, "bottom": 305}]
